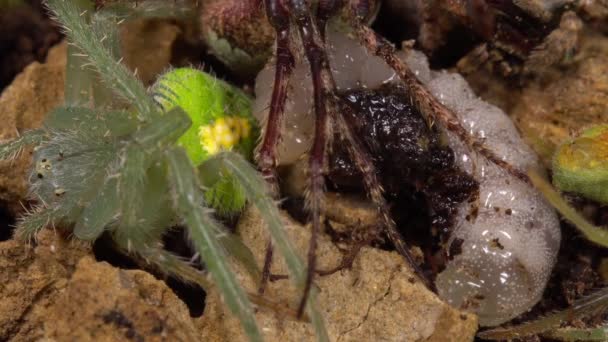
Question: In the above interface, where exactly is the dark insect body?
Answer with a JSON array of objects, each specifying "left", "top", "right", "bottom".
[
  {"left": 328, "top": 84, "right": 480, "bottom": 277},
  {"left": 329, "top": 84, "right": 479, "bottom": 239}
]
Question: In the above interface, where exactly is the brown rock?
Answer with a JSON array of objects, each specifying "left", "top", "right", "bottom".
[
  {"left": 0, "top": 42, "right": 66, "bottom": 216},
  {"left": 0, "top": 228, "right": 199, "bottom": 342},
  {"left": 121, "top": 19, "right": 181, "bottom": 86},
  {"left": 44, "top": 256, "right": 199, "bottom": 342},
  {"left": 0, "top": 229, "right": 88, "bottom": 341},
  {"left": 511, "top": 31, "right": 608, "bottom": 165},
  {"left": 199, "top": 207, "right": 478, "bottom": 342}
]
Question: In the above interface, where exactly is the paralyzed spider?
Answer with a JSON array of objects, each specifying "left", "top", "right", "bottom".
[{"left": 200, "top": 0, "right": 560, "bottom": 323}]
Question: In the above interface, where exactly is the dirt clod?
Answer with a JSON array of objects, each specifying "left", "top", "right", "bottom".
[
  {"left": 44, "top": 256, "right": 199, "bottom": 341},
  {"left": 0, "top": 229, "right": 88, "bottom": 341},
  {"left": 511, "top": 31, "right": 608, "bottom": 165},
  {"left": 0, "top": 229, "right": 200, "bottom": 342},
  {"left": 199, "top": 207, "right": 478, "bottom": 342},
  {"left": 0, "top": 42, "right": 66, "bottom": 217}
]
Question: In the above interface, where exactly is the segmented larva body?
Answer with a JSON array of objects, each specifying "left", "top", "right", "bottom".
[
  {"left": 426, "top": 72, "right": 561, "bottom": 326},
  {"left": 253, "top": 25, "right": 561, "bottom": 326}
]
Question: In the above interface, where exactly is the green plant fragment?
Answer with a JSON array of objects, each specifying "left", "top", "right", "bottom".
[{"left": 553, "top": 124, "right": 608, "bottom": 204}]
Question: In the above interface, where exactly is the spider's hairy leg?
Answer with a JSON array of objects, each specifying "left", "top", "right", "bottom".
[
  {"left": 47, "top": 0, "right": 158, "bottom": 121},
  {"left": 14, "top": 207, "right": 62, "bottom": 242},
  {"left": 285, "top": 0, "right": 336, "bottom": 317},
  {"left": 119, "top": 235, "right": 305, "bottom": 323},
  {"left": 346, "top": 7, "right": 530, "bottom": 182},
  {"left": 330, "top": 0, "right": 432, "bottom": 287},
  {"left": 258, "top": 239, "right": 273, "bottom": 294},
  {"left": 285, "top": 0, "right": 433, "bottom": 314},
  {"left": 167, "top": 148, "right": 263, "bottom": 342},
  {"left": 256, "top": 0, "right": 295, "bottom": 295},
  {"left": 215, "top": 152, "right": 329, "bottom": 341},
  {"left": 110, "top": 107, "right": 193, "bottom": 247},
  {"left": 314, "top": 0, "right": 344, "bottom": 37},
  {"left": 256, "top": 0, "right": 295, "bottom": 190},
  {"left": 0, "top": 129, "right": 46, "bottom": 161},
  {"left": 334, "top": 101, "right": 433, "bottom": 289}
]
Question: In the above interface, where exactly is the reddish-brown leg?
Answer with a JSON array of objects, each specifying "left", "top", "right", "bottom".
[
  {"left": 258, "top": 0, "right": 529, "bottom": 321},
  {"left": 286, "top": 0, "right": 434, "bottom": 315},
  {"left": 286, "top": 0, "right": 335, "bottom": 317},
  {"left": 321, "top": 1, "right": 432, "bottom": 286},
  {"left": 256, "top": 0, "right": 295, "bottom": 189},
  {"left": 333, "top": 100, "right": 433, "bottom": 289},
  {"left": 346, "top": 7, "right": 529, "bottom": 183},
  {"left": 258, "top": 240, "right": 274, "bottom": 295},
  {"left": 255, "top": 0, "right": 295, "bottom": 296}
]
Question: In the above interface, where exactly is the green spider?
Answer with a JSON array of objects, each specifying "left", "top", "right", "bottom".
[
  {"left": 152, "top": 67, "right": 258, "bottom": 215},
  {"left": 0, "top": 1, "right": 329, "bottom": 341}
]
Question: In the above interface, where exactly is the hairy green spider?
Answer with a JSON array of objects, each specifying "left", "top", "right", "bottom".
[{"left": 0, "top": 1, "right": 329, "bottom": 341}]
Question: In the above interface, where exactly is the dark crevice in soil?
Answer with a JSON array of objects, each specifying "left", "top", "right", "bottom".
[
  {"left": 0, "top": 203, "right": 16, "bottom": 241},
  {"left": 166, "top": 277, "right": 206, "bottom": 318},
  {"left": 372, "top": 4, "right": 419, "bottom": 49},
  {"left": 281, "top": 197, "right": 309, "bottom": 225},
  {"left": 371, "top": 5, "right": 479, "bottom": 69},
  {"left": 92, "top": 234, "right": 140, "bottom": 270}
]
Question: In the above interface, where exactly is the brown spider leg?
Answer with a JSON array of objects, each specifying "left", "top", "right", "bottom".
[
  {"left": 346, "top": 9, "right": 530, "bottom": 183},
  {"left": 258, "top": 240, "right": 273, "bottom": 294},
  {"left": 315, "top": 0, "right": 345, "bottom": 38},
  {"left": 286, "top": 0, "right": 335, "bottom": 318},
  {"left": 287, "top": 0, "right": 438, "bottom": 314},
  {"left": 257, "top": 0, "right": 295, "bottom": 189},
  {"left": 323, "top": 2, "right": 431, "bottom": 283},
  {"left": 326, "top": 3, "right": 431, "bottom": 285},
  {"left": 256, "top": 0, "right": 295, "bottom": 296},
  {"left": 333, "top": 100, "right": 433, "bottom": 289}
]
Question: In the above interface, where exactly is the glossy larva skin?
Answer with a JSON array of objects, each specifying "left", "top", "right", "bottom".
[
  {"left": 253, "top": 26, "right": 560, "bottom": 326},
  {"left": 426, "top": 72, "right": 561, "bottom": 326}
]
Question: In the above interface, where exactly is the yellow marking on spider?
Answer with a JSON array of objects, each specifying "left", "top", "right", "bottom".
[
  {"left": 557, "top": 132, "right": 608, "bottom": 172},
  {"left": 199, "top": 116, "right": 252, "bottom": 155}
]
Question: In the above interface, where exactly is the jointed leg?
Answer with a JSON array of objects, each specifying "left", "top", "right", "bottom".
[
  {"left": 346, "top": 8, "right": 530, "bottom": 183},
  {"left": 285, "top": 0, "right": 433, "bottom": 315},
  {"left": 258, "top": 240, "right": 274, "bottom": 294},
  {"left": 255, "top": 0, "right": 295, "bottom": 297},
  {"left": 256, "top": 0, "right": 295, "bottom": 190},
  {"left": 334, "top": 101, "right": 432, "bottom": 289},
  {"left": 257, "top": 0, "right": 532, "bottom": 322},
  {"left": 287, "top": 0, "right": 335, "bottom": 317}
]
